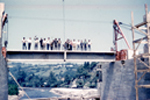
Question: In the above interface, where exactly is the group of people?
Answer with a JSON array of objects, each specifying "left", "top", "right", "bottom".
[
  {"left": 22, "top": 36, "right": 92, "bottom": 51},
  {"left": 64, "top": 39, "right": 91, "bottom": 51}
]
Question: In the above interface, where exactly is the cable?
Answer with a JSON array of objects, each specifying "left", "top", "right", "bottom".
[
  {"left": 120, "top": 23, "right": 145, "bottom": 36},
  {"left": 62, "top": 0, "right": 66, "bottom": 43},
  {"left": 8, "top": 16, "right": 111, "bottom": 24},
  {"left": 9, "top": 72, "right": 31, "bottom": 100}
]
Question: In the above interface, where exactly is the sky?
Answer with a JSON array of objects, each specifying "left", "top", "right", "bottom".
[{"left": 0, "top": 0, "right": 150, "bottom": 51}]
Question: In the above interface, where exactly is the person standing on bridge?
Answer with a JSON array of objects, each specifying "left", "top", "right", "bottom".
[
  {"left": 80, "top": 40, "right": 84, "bottom": 50},
  {"left": 40, "top": 38, "right": 43, "bottom": 50},
  {"left": 58, "top": 38, "right": 61, "bottom": 50},
  {"left": 27, "top": 37, "right": 32, "bottom": 50},
  {"left": 54, "top": 38, "right": 58, "bottom": 50},
  {"left": 72, "top": 39, "right": 77, "bottom": 50},
  {"left": 22, "top": 37, "right": 27, "bottom": 50},
  {"left": 69, "top": 39, "right": 73, "bottom": 50},
  {"left": 34, "top": 37, "right": 39, "bottom": 50},
  {"left": 50, "top": 40, "right": 54, "bottom": 50},
  {"left": 47, "top": 37, "right": 51, "bottom": 50},
  {"left": 43, "top": 38, "right": 47, "bottom": 50},
  {"left": 84, "top": 39, "right": 87, "bottom": 51},
  {"left": 88, "top": 39, "right": 92, "bottom": 51},
  {"left": 77, "top": 39, "right": 80, "bottom": 50}
]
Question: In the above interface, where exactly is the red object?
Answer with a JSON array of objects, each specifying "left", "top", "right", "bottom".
[
  {"left": 115, "top": 50, "right": 127, "bottom": 61},
  {"left": 116, "top": 51, "right": 120, "bottom": 60},
  {"left": 113, "top": 20, "right": 131, "bottom": 60},
  {"left": 2, "top": 47, "right": 6, "bottom": 58},
  {"left": 119, "top": 49, "right": 127, "bottom": 60}
]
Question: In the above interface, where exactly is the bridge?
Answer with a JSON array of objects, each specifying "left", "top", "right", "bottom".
[{"left": 6, "top": 50, "right": 116, "bottom": 62}]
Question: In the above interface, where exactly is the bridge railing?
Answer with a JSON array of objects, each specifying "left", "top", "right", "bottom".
[{"left": 6, "top": 50, "right": 116, "bottom": 62}]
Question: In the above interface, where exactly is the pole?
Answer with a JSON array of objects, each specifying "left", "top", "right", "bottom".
[
  {"left": 145, "top": 4, "right": 150, "bottom": 66},
  {"left": 131, "top": 11, "right": 139, "bottom": 100},
  {"left": 63, "top": 0, "right": 65, "bottom": 43}
]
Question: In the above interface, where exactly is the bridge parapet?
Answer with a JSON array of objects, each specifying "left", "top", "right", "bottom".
[{"left": 6, "top": 50, "right": 115, "bottom": 62}]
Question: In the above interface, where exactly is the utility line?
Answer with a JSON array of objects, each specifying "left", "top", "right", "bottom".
[{"left": 8, "top": 16, "right": 111, "bottom": 23}]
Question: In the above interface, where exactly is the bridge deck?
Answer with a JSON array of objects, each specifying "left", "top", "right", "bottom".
[{"left": 6, "top": 50, "right": 115, "bottom": 62}]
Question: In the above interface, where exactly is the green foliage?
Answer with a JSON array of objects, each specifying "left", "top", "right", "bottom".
[
  {"left": 46, "top": 72, "right": 58, "bottom": 87},
  {"left": 8, "top": 62, "right": 101, "bottom": 88},
  {"left": 17, "top": 70, "right": 27, "bottom": 85},
  {"left": 64, "top": 74, "right": 71, "bottom": 85},
  {"left": 8, "top": 84, "right": 19, "bottom": 95}
]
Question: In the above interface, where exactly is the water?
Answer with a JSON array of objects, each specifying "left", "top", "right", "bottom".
[{"left": 20, "top": 88, "right": 60, "bottom": 100}]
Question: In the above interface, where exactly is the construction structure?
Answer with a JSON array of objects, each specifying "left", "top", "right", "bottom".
[
  {"left": 113, "top": 19, "right": 132, "bottom": 61},
  {"left": 131, "top": 4, "right": 150, "bottom": 100}
]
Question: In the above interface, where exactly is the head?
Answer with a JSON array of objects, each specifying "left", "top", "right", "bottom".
[{"left": 23, "top": 37, "right": 25, "bottom": 39}]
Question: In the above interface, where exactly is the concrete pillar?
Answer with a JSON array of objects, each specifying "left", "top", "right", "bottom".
[{"left": 0, "top": 3, "right": 8, "bottom": 100}]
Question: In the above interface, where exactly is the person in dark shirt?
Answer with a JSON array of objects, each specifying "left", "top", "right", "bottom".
[
  {"left": 39, "top": 38, "right": 43, "bottom": 50},
  {"left": 80, "top": 40, "right": 84, "bottom": 51},
  {"left": 54, "top": 38, "right": 58, "bottom": 50},
  {"left": 84, "top": 39, "right": 87, "bottom": 51}
]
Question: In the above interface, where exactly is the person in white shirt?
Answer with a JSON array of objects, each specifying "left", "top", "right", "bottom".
[
  {"left": 47, "top": 37, "right": 51, "bottom": 50},
  {"left": 22, "top": 37, "right": 27, "bottom": 50},
  {"left": 77, "top": 39, "right": 80, "bottom": 50},
  {"left": 72, "top": 39, "right": 77, "bottom": 50},
  {"left": 34, "top": 38, "right": 39, "bottom": 50},
  {"left": 88, "top": 39, "right": 92, "bottom": 51},
  {"left": 28, "top": 37, "right": 32, "bottom": 50}
]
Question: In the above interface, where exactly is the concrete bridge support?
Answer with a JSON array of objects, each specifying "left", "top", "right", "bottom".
[
  {"left": 101, "top": 59, "right": 150, "bottom": 100},
  {"left": 0, "top": 3, "right": 8, "bottom": 100}
]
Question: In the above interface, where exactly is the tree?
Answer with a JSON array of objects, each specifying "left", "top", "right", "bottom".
[
  {"left": 64, "top": 74, "right": 71, "bottom": 85},
  {"left": 47, "top": 71, "right": 58, "bottom": 87},
  {"left": 8, "top": 84, "right": 19, "bottom": 95},
  {"left": 83, "top": 62, "right": 90, "bottom": 69},
  {"left": 17, "top": 70, "right": 27, "bottom": 85}
]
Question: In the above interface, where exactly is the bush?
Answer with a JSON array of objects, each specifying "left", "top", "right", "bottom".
[{"left": 8, "top": 84, "right": 19, "bottom": 95}]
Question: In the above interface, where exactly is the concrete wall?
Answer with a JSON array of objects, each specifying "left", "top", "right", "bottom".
[
  {"left": 0, "top": 38, "right": 8, "bottom": 100},
  {"left": 0, "top": 3, "right": 8, "bottom": 100},
  {"left": 101, "top": 59, "right": 150, "bottom": 100}
]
